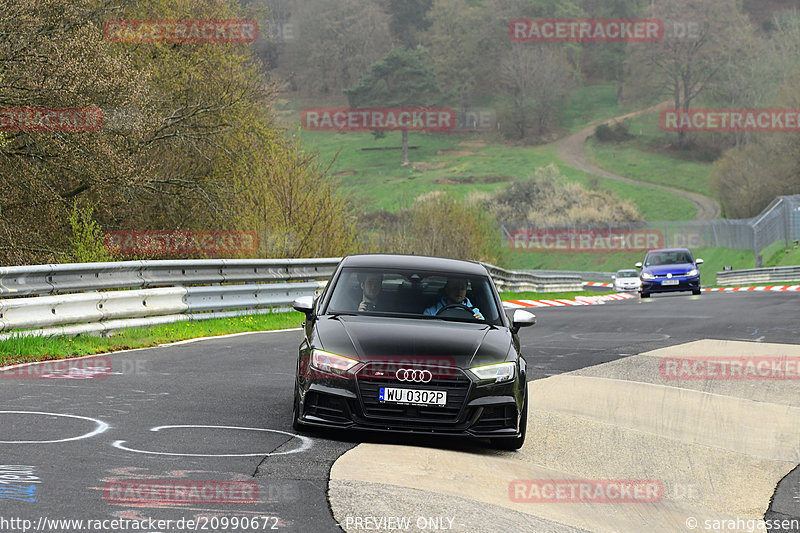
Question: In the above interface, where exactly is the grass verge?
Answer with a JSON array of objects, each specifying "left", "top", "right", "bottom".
[
  {"left": 764, "top": 242, "right": 800, "bottom": 267},
  {"left": 0, "top": 312, "right": 305, "bottom": 365},
  {"left": 500, "top": 290, "right": 615, "bottom": 301}
]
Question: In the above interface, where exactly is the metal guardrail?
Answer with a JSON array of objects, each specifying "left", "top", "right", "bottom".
[
  {"left": 481, "top": 263, "right": 583, "bottom": 293},
  {"left": 0, "top": 258, "right": 341, "bottom": 297},
  {"left": 0, "top": 258, "right": 583, "bottom": 340},
  {"left": 716, "top": 265, "right": 800, "bottom": 286},
  {"left": 518, "top": 269, "right": 615, "bottom": 283}
]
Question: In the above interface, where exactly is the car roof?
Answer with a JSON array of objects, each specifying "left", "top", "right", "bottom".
[
  {"left": 645, "top": 248, "right": 692, "bottom": 254},
  {"left": 339, "top": 254, "right": 489, "bottom": 276}
]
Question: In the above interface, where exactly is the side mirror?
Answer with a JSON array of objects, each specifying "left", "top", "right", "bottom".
[
  {"left": 695, "top": 258, "right": 704, "bottom": 265},
  {"left": 292, "top": 296, "right": 315, "bottom": 316},
  {"left": 511, "top": 309, "right": 536, "bottom": 333},
  {"left": 635, "top": 262, "right": 643, "bottom": 269}
]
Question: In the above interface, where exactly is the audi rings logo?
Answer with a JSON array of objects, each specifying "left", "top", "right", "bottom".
[{"left": 395, "top": 369, "right": 433, "bottom": 383}]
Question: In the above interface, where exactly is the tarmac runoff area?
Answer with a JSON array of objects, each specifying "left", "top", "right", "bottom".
[{"left": 328, "top": 340, "right": 800, "bottom": 533}]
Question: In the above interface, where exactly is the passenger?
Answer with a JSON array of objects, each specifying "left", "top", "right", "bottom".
[
  {"left": 423, "top": 277, "right": 484, "bottom": 320},
  {"left": 358, "top": 272, "right": 383, "bottom": 312}
]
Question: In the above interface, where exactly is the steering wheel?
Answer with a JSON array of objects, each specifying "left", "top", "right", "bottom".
[{"left": 435, "top": 304, "right": 478, "bottom": 319}]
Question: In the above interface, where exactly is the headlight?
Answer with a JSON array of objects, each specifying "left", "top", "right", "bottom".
[
  {"left": 641, "top": 272, "right": 655, "bottom": 280},
  {"left": 687, "top": 269, "right": 699, "bottom": 277},
  {"left": 311, "top": 349, "right": 358, "bottom": 376},
  {"left": 470, "top": 362, "right": 516, "bottom": 383}
]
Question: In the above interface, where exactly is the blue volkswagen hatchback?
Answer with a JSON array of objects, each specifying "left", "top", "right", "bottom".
[{"left": 635, "top": 248, "right": 703, "bottom": 298}]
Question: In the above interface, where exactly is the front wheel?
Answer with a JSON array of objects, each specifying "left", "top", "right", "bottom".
[
  {"left": 491, "top": 390, "right": 528, "bottom": 451},
  {"left": 291, "top": 380, "right": 303, "bottom": 432},
  {"left": 692, "top": 289, "right": 701, "bottom": 295},
  {"left": 640, "top": 291, "right": 650, "bottom": 299}
]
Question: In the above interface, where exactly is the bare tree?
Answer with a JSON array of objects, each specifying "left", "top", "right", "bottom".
[
  {"left": 281, "top": 0, "right": 392, "bottom": 95},
  {"left": 625, "top": 0, "right": 753, "bottom": 148},
  {"left": 499, "top": 44, "right": 575, "bottom": 139}
]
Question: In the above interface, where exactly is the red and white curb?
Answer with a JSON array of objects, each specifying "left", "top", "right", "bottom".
[
  {"left": 503, "top": 293, "right": 635, "bottom": 309},
  {"left": 582, "top": 282, "right": 800, "bottom": 292},
  {"left": 703, "top": 285, "right": 800, "bottom": 292},
  {"left": 503, "top": 285, "right": 800, "bottom": 309}
]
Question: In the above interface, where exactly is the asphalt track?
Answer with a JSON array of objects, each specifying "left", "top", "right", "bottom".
[{"left": 1, "top": 291, "right": 799, "bottom": 533}]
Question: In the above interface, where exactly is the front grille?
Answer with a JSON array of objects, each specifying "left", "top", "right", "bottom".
[{"left": 356, "top": 363, "right": 471, "bottom": 425}]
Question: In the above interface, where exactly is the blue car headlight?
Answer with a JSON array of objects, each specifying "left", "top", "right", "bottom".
[
  {"left": 641, "top": 272, "right": 655, "bottom": 280},
  {"left": 687, "top": 269, "right": 699, "bottom": 277}
]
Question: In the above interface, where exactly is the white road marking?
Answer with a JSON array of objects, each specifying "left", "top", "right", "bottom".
[
  {"left": 0, "top": 411, "right": 110, "bottom": 443},
  {"left": 112, "top": 425, "right": 313, "bottom": 457}
]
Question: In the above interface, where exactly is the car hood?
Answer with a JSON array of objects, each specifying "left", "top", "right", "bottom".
[
  {"left": 643, "top": 263, "right": 696, "bottom": 276},
  {"left": 315, "top": 315, "right": 512, "bottom": 368}
]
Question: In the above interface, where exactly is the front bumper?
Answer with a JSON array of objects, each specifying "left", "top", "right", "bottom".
[
  {"left": 296, "top": 364, "right": 523, "bottom": 439},
  {"left": 640, "top": 276, "right": 700, "bottom": 293}
]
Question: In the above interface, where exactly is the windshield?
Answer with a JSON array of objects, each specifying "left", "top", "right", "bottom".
[
  {"left": 645, "top": 251, "right": 693, "bottom": 266},
  {"left": 616, "top": 270, "right": 638, "bottom": 278},
  {"left": 325, "top": 267, "right": 502, "bottom": 325}
]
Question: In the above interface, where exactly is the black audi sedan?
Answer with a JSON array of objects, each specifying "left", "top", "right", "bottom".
[{"left": 290, "top": 254, "right": 535, "bottom": 450}]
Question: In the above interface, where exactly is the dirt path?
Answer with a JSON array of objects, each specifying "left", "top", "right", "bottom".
[{"left": 556, "top": 101, "right": 721, "bottom": 220}]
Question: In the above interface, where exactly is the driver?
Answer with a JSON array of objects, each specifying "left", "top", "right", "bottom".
[{"left": 423, "top": 277, "right": 484, "bottom": 320}]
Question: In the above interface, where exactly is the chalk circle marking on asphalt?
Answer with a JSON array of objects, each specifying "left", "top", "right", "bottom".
[
  {"left": 570, "top": 332, "right": 670, "bottom": 342},
  {"left": 0, "top": 411, "right": 110, "bottom": 444},
  {"left": 112, "top": 424, "right": 313, "bottom": 457}
]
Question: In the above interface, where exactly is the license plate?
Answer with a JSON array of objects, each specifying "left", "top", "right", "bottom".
[
  {"left": 379, "top": 387, "right": 447, "bottom": 406},
  {"left": 662, "top": 279, "right": 679, "bottom": 285}
]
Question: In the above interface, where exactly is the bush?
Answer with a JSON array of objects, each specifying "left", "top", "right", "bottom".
[
  {"left": 594, "top": 121, "right": 633, "bottom": 143},
  {"left": 484, "top": 164, "right": 642, "bottom": 225},
  {"left": 66, "top": 201, "right": 118, "bottom": 263},
  {"left": 359, "top": 192, "right": 505, "bottom": 264}
]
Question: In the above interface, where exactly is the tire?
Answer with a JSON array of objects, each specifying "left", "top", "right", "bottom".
[
  {"left": 291, "top": 380, "right": 303, "bottom": 432},
  {"left": 491, "top": 390, "right": 528, "bottom": 451},
  {"left": 692, "top": 289, "right": 701, "bottom": 295},
  {"left": 640, "top": 292, "right": 650, "bottom": 298}
]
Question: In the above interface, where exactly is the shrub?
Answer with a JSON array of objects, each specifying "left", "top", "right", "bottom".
[{"left": 66, "top": 201, "right": 118, "bottom": 263}]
